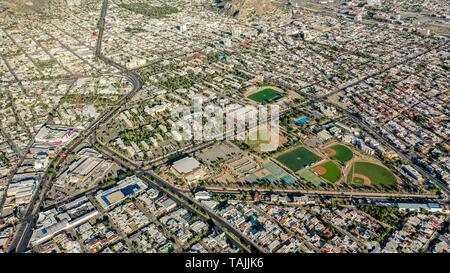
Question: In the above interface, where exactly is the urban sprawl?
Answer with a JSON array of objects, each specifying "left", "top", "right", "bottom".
[{"left": 0, "top": 0, "right": 449, "bottom": 254}]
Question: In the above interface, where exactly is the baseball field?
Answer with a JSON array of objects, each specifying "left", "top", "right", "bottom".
[
  {"left": 313, "top": 161, "right": 342, "bottom": 183},
  {"left": 326, "top": 144, "right": 353, "bottom": 162},
  {"left": 347, "top": 161, "right": 397, "bottom": 189}
]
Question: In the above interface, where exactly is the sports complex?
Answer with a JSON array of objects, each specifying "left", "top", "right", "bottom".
[
  {"left": 271, "top": 142, "right": 400, "bottom": 190},
  {"left": 275, "top": 147, "right": 321, "bottom": 172},
  {"left": 246, "top": 87, "right": 283, "bottom": 103},
  {"left": 325, "top": 144, "right": 353, "bottom": 162},
  {"left": 312, "top": 161, "right": 342, "bottom": 183},
  {"left": 347, "top": 161, "right": 398, "bottom": 189}
]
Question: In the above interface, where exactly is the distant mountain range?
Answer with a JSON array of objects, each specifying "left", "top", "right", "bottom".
[
  {"left": 0, "top": 0, "right": 49, "bottom": 13},
  {"left": 219, "top": 0, "right": 281, "bottom": 18}
]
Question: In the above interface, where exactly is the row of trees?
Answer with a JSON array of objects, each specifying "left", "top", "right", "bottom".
[{"left": 357, "top": 204, "right": 403, "bottom": 227}]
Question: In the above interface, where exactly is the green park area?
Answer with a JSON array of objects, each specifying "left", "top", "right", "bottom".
[
  {"left": 119, "top": 3, "right": 179, "bottom": 19},
  {"left": 247, "top": 88, "right": 282, "bottom": 103},
  {"left": 347, "top": 161, "right": 397, "bottom": 189},
  {"left": 276, "top": 147, "right": 321, "bottom": 172}
]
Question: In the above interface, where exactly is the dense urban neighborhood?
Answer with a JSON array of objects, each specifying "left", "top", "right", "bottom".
[{"left": 0, "top": 0, "right": 449, "bottom": 254}]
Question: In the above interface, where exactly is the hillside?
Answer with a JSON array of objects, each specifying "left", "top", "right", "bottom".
[
  {"left": 0, "top": 0, "right": 50, "bottom": 13},
  {"left": 221, "top": 0, "right": 281, "bottom": 18}
]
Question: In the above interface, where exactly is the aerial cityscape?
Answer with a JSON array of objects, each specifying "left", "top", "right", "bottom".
[{"left": 0, "top": 0, "right": 449, "bottom": 255}]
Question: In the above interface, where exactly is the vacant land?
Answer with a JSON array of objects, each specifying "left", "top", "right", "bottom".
[
  {"left": 276, "top": 147, "right": 321, "bottom": 172},
  {"left": 347, "top": 161, "right": 397, "bottom": 189}
]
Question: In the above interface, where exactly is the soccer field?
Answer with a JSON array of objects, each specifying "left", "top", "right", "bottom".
[
  {"left": 248, "top": 88, "right": 282, "bottom": 103},
  {"left": 276, "top": 147, "right": 321, "bottom": 172}
]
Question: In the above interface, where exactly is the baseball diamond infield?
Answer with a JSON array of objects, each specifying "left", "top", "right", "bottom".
[
  {"left": 347, "top": 161, "right": 397, "bottom": 189},
  {"left": 326, "top": 144, "right": 353, "bottom": 162},
  {"left": 313, "top": 161, "right": 342, "bottom": 183}
]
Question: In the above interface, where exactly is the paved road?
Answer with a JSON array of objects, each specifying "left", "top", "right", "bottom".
[
  {"left": 95, "top": 0, "right": 108, "bottom": 57},
  {"left": 203, "top": 186, "right": 439, "bottom": 201},
  {"left": 7, "top": 62, "right": 143, "bottom": 253},
  {"left": 93, "top": 137, "right": 264, "bottom": 253},
  {"left": 276, "top": 35, "right": 450, "bottom": 200},
  {"left": 326, "top": 100, "right": 450, "bottom": 201},
  {"left": 7, "top": 0, "right": 449, "bottom": 253},
  {"left": 140, "top": 171, "right": 265, "bottom": 253}
]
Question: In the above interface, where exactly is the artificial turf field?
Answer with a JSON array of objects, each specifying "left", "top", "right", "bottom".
[
  {"left": 248, "top": 88, "right": 282, "bottom": 103},
  {"left": 298, "top": 169, "right": 322, "bottom": 187},
  {"left": 275, "top": 147, "right": 321, "bottom": 172},
  {"left": 347, "top": 161, "right": 397, "bottom": 188},
  {"left": 315, "top": 161, "right": 342, "bottom": 183}
]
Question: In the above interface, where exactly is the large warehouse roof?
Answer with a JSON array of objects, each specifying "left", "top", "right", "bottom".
[{"left": 172, "top": 157, "right": 201, "bottom": 174}]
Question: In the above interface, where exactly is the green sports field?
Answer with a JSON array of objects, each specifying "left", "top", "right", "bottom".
[
  {"left": 298, "top": 169, "right": 322, "bottom": 187},
  {"left": 248, "top": 88, "right": 282, "bottom": 103},
  {"left": 347, "top": 161, "right": 397, "bottom": 189},
  {"left": 275, "top": 147, "right": 321, "bottom": 172},
  {"left": 327, "top": 144, "right": 353, "bottom": 162},
  {"left": 314, "top": 161, "right": 342, "bottom": 183}
]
